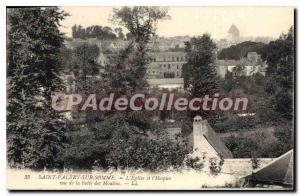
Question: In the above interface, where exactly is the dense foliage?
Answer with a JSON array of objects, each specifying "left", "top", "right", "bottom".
[
  {"left": 182, "top": 34, "right": 219, "bottom": 118},
  {"left": 72, "top": 25, "right": 118, "bottom": 40},
  {"left": 218, "top": 41, "right": 266, "bottom": 60},
  {"left": 7, "top": 7, "right": 69, "bottom": 170}
]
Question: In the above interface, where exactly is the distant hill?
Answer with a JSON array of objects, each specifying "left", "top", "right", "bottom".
[{"left": 217, "top": 41, "right": 266, "bottom": 60}]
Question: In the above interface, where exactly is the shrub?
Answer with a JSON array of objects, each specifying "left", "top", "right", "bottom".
[
  {"left": 250, "top": 158, "right": 260, "bottom": 170},
  {"left": 106, "top": 134, "right": 188, "bottom": 171},
  {"left": 209, "top": 156, "right": 224, "bottom": 175},
  {"left": 184, "top": 155, "right": 204, "bottom": 171}
]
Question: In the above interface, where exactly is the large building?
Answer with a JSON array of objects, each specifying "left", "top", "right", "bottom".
[{"left": 146, "top": 51, "right": 187, "bottom": 79}]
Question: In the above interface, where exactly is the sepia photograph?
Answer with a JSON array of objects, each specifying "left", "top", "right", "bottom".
[{"left": 6, "top": 6, "right": 295, "bottom": 190}]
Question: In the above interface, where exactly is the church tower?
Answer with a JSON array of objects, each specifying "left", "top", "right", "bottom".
[{"left": 227, "top": 24, "right": 240, "bottom": 43}]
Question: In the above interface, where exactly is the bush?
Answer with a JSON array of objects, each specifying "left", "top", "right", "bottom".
[
  {"left": 106, "top": 134, "right": 188, "bottom": 171},
  {"left": 211, "top": 116, "right": 256, "bottom": 133},
  {"left": 209, "top": 156, "right": 224, "bottom": 175},
  {"left": 184, "top": 155, "right": 204, "bottom": 171},
  {"left": 63, "top": 116, "right": 189, "bottom": 171},
  {"left": 250, "top": 158, "right": 260, "bottom": 170}
]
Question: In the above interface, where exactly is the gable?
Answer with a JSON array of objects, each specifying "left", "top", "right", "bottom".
[{"left": 203, "top": 120, "right": 233, "bottom": 158}]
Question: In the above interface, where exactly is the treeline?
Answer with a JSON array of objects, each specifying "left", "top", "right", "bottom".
[
  {"left": 217, "top": 41, "right": 266, "bottom": 60},
  {"left": 72, "top": 24, "right": 132, "bottom": 40}
]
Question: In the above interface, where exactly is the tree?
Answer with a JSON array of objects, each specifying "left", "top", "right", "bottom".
[
  {"left": 115, "top": 27, "right": 124, "bottom": 39},
  {"left": 63, "top": 7, "right": 189, "bottom": 171},
  {"left": 72, "top": 43, "right": 100, "bottom": 77},
  {"left": 7, "top": 7, "right": 69, "bottom": 169},
  {"left": 183, "top": 34, "right": 219, "bottom": 118},
  {"left": 112, "top": 7, "right": 169, "bottom": 43},
  {"left": 126, "top": 32, "right": 134, "bottom": 40},
  {"left": 262, "top": 26, "right": 294, "bottom": 121},
  {"left": 71, "top": 24, "right": 86, "bottom": 39},
  {"left": 71, "top": 24, "right": 118, "bottom": 40},
  {"left": 106, "top": 6, "right": 169, "bottom": 92},
  {"left": 217, "top": 41, "right": 266, "bottom": 60}
]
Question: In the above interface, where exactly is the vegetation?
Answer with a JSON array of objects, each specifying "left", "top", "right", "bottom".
[
  {"left": 209, "top": 156, "right": 224, "bottom": 175},
  {"left": 182, "top": 34, "right": 219, "bottom": 119},
  {"left": 184, "top": 155, "right": 204, "bottom": 171},
  {"left": 62, "top": 7, "right": 190, "bottom": 171},
  {"left": 218, "top": 41, "right": 266, "bottom": 60},
  {"left": 7, "top": 7, "right": 69, "bottom": 170},
  {"left": 215, "top": 27, "right": 294, "bottom": 158},
  {"left": 72, "top": 25, "right": 118, "bottom": 40},
  {"left": 6, "top": 6, "right": 294, "bottom": 170}
]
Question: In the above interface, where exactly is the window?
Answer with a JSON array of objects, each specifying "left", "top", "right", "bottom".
[
  {"left": 181, "top": 57, "right": 184, "bottom": 61},
  {"left": 177, "top": 65, "right": 179, "bottom": 69},
  {"left": 168, "top": 64, "right": 170, "bottom": 69},
  {"left": 163, "top": 64, "right": 166, "bottom": 68},
  {"left": 177, "top": 57, "right": 179, "bottom": 61}
]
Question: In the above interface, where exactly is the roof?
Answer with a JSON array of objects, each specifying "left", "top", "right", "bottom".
[
  {"left": 189, "top": 119, "right": 233, "bottom": 158},
  {"left": 203, "top": 120, "right": 233, "bottom": 158},
  {"left": 244, "top": 149, "right": 293, "bottom": 186},
  {"left": 148, "top": 51, "right": 186, "bottom": 57},
  {"left": 147, "top": 78, "right": 184, "bottom": 85},
  {"left": 228, "top": 24, "right": 240, "bottom": 35}
]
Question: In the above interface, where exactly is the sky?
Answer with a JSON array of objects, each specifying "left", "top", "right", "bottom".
[{"left": 60, "top": 7, "right": 294, "bottom": 40}]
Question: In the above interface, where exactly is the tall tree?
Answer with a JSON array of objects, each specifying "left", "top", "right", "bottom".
[
  {"left": 7, "top": 7, "right": 68, "bottom": 169},
  {"left": 183, "top": 34, "right": 219, "bottom": 118},
  {"left": 108, "top": 6, "right": 169, "bottom": 92},
  {"left": 262, "top": 26, "right": 294, "bottom": 121}
]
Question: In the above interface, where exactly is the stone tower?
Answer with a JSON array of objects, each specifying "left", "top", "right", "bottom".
[{"left": 227, "top": 24, "right": 240, "bottom": 42}]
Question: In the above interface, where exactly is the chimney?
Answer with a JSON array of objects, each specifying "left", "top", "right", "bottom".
[{"left": 193, "top": 115, "right": 204, "bottom": 151}]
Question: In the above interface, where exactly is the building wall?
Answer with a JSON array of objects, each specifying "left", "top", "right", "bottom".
[
  {"left": 146, "top": 51, "right": 187, "bottom": 79},
  {"left": 222, "top": 158, "right": 274, "bottom": 176}
]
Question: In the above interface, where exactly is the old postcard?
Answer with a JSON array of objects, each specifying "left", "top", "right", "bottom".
[{"left": 6, "top": 6, "right": 295, "bottom": 190}]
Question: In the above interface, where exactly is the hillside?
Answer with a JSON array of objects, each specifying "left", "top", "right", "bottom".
[{"left": 217, "top": 41, "right": 266, "bottom": 60}]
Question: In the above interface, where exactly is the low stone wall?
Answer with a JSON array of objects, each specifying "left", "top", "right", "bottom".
[{"left": 222, "top": 158, "right": 274, "bottom": 176}]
